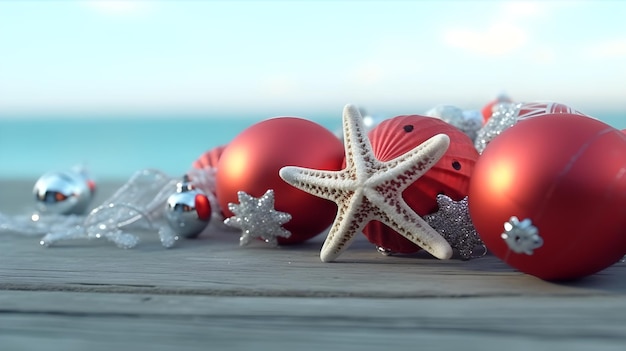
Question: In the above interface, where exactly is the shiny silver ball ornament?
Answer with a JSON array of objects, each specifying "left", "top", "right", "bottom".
[
  {"left": 164, "top": 177, "right": 211, "bottom": 239},
  {"left": 33, "top": 170, "right": 96, "bottom": 215}
]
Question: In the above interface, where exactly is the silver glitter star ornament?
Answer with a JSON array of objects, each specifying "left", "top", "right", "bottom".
[
  {"left": 224, "top": 189, "right": 292, "bottom": 246},
  {"left": 424, "top": 195, "right": 484, "bottom": 260},
  {"left": 279, "top": 104, "right": 453, "bottom": 262}
]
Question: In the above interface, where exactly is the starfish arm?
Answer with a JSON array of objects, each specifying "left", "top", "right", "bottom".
[
  {"left": 279, "top": 166, "right": 353, "bottom": 201},
  {"left": 367, "top": 190, "right": 453, "bottom": 260},
  {"left": 319, "top": 193, "right": 370, "bottom": 262},
  {"left": 371, "top": 134, "right": 450, "bottom": 187},
  {"left": 342, "top": 104, "right": 378, "bottom": 176}
]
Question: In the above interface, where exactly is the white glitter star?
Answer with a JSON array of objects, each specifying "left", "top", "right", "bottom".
[
  {"left": 279, "top": 104, "right": 453, "bottom": 262},
  {"left": 224, "top": 189, "right": 292, "bottom": 246}
]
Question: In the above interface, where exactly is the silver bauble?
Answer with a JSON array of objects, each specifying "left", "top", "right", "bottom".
[
  {"left": 164, "top": 178, "right": 211, "bottom": 239},
  {"left": 33, "top": 170, "right": 95, "bottom": 215}
]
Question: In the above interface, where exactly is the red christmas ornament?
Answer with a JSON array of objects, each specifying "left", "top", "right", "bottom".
[
  {"left": 362, "top": 115, "right": 480, "bottom": 253},
  {"left": 216, "top": 117, "right": 344, "bottom": 244},
  {"left": 516, "top": 101, "right": 587, "bottom": 120},
  {"left": 469, "top": 113, "right": 626, "bottom": 281},
  {"left": 192, "top": 144, "right": 227, "bottom": 169},
  {"left": 481, "top": 94, "right": 513, "bottom": 124}
]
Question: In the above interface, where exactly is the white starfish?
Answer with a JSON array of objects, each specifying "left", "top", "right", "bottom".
[{"left": 279, "top": 104, "right": 453, "bottom": 262}]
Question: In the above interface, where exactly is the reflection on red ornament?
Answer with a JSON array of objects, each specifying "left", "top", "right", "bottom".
[
  {"left": 194, "top": 193, "right": 212, "bottom": 221},
  {"left": 469, "top": 113, "right": 626, "bottom": 280},
  {"left": 215, "top": 117, "right": 344, "bottom": 244},
  {"left": 362, "top": 115, "right": 479, "bottom": 253}
]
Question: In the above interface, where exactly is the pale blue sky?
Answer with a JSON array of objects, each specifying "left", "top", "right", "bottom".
[{"left": 1, "top": 0, "right": 625, "bottom": 117}]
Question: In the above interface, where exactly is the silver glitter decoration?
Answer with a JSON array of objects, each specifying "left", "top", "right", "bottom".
[
  {"left": 425, "top": 105, "right": 482, "bottom": 142},
  {"left": 423, "top": 195, "right": 485, "bottom": 260},
  {"left": 474, "top": 102, "right": 522, "bottom": 153},
  {"left": 501, "top": 216, "right": 543, "bottom": 255},
  {"left": 224, "top": 189, "right": 292, "bottom": 246}
]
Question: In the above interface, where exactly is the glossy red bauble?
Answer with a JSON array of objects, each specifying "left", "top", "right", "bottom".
[
  {"left": 362, "top": 115, "right": 480, "bottom": 253},
  {"left": 469, "top": 113, "right": 626, "bottom": 280},
  {"left": 216, "top": 117, "right": 344, "bottom": 244}
]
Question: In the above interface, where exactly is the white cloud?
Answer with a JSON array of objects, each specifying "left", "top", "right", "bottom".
[
  {"left": 583, "top": 38, "right": 626, "bottom": 59},
  {"left": 259, "top": 75, "right": 299, "bottom": 97},
  {"left": 352, "top": 61, "right": 385, "bottom": 86},
  {"left": 528, "top": 46, "right": 557, "bottom": 65},
  {"left": 442, "top": 1, "right": 552, "bottom": 57},
  {"left": 443, "top": 22, "right": 528, "bottom": 56},
  {"left": 351, "top": 57, "right": 422, "bottom": 86},
  {"left": 501, "top": 1, "right": 545, "bottom": 19},
  {"left": 348, "top": 37, "right": 424, "bottom": 86},
  {"left": 84, "top": 0, "right": 151, "bottom": 15}
]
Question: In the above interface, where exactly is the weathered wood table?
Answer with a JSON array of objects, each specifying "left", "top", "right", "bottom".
[{"left": 1, "top": 180, "right": 624, "bottom": 350}]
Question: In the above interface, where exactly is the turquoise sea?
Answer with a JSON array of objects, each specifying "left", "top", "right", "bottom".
[
  {"left": 0, "top": 114, "right": 342, "bottom": 181},
  {"left": 1, "top": 110, "right": 624, "bottom": 181}
]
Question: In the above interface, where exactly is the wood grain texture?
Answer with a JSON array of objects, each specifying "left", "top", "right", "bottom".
[
  {"left": 1, "top": 291, "right": 625, "bottom": 351},
  {"left": 0, "top": 179, "right": 624, "bottom": 350}
]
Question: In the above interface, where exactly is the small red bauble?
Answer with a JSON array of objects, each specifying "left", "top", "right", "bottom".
[
  {"left": 469, "top": 113, "right": 626, "bottom": 280},
  {"left": 216, "top": 117, "right": 344, "bottom": 244},
  {"left": 362, "top": 115, "right": 480, "bottom": 253}
]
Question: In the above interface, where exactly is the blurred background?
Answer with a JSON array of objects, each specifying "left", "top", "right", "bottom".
[{"left": 1, "top": 0, "right": 625, "bottom": 180}]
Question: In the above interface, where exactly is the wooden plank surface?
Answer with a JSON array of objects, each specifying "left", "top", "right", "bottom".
[{"left": 0, "top": 179, "right": 625, "bottom": 350}]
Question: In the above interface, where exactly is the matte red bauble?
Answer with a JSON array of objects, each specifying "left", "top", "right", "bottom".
[
  {"left": 216, "top": 117, "right": 344, "bottom": 244},
  {"left": 192, "top": 145, "right": 227, "bottom": 169},
  {"left": 469, "top": 113, "right": 626, "bottom": 280},
  {"left": 362, "top": 115, "right": 480, "bottom": 253}
]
